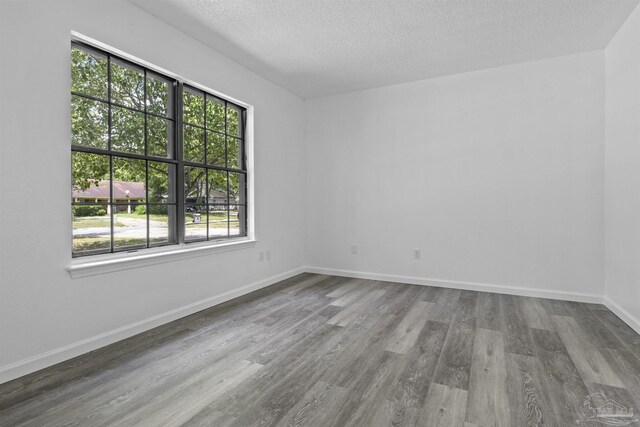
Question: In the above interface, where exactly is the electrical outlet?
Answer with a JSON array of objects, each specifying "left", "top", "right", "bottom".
[
  {"left": 414, "top": 249, "right": 421, "bottom": 260},
  {"left": 350, "top": 245, "right": 358, "bottom": 255},
  {"left": 266, "top": 249, "right": 271, "bottom": 261},
  {"left": 259, "top": 251, "right": 264, "bottom": 262}
]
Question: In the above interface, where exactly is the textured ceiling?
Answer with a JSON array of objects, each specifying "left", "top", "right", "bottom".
[{"left": 130, "top": 0, "right": 639, "bottom": 99}]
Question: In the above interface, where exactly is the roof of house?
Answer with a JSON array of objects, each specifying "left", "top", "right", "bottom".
[
  {"left": 73, "top": 180, "right": 146, "bottom": 200},
  {"left": 209, "top": 189, "right": 227, "bottom": 199}
]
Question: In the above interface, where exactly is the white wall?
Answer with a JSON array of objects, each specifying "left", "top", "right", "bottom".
[
  {"left": 305, "top": 51, "right": 605, "bottom": 299},
  {"left": 0, "top": 0, "right": 305, "bottom": 382},
  {"left": 2, "top": 0, "right": 634, "bottom": 385},
  {"left": 605, "top": 3, "right": 640, "bottom": 331}
]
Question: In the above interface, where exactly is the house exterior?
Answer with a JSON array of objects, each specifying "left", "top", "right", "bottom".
[
  {"left": 185, "top": 189, "right": 231, "bottom": 209},
  {"left": 74, "top": 181, "right": 231, "bottom": 213},
  {"left": 72, "top": 180, "right": 146, "bottom": 213}
]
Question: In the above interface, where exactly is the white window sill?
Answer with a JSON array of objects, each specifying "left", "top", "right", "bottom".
[{"left": 67, "top": 239, "right": 257, "bottom": 279}]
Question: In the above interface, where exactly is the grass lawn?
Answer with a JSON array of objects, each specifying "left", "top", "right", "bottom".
[
  {"left": 73, "top": 216, "right": 125, "bottom": 229},
  {"left": 117, "top": 213, "right": 170, "bottom": 222},
  {"left": 185, "top": 211, "right": 231, "bottom": 229},
  {"left": 73, "top": 211, "right": 238, "bottom": 253},
  {"left": 73, "top": 236, "right": 169, "bottom": 253}
]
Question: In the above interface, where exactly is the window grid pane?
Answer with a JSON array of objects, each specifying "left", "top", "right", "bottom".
[
  {"left": 180, "top": 84, "right": 247, "bottom": 244},
  {"left": 72, "top": 41, "right": 247, "bottom": 257}
]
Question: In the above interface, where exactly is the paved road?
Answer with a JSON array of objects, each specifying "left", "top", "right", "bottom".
[{"left": 74, "top": 217, "right": 238, "bottom": 238}]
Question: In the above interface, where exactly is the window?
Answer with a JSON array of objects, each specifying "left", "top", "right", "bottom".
[
  {"left": 181, "top": 86, "right": 247, "bottom": 242},
  {"left": 71, "top": 41, "right": 248, "bottom": 257}
]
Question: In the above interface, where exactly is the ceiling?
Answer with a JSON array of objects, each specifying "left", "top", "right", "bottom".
[{"left": 131, "top": 0, "right": 639, "bottom": 99}]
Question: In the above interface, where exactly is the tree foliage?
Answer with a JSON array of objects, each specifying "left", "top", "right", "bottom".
[{"left": 71, "top": 46, "right": 243, "bottom": 204}]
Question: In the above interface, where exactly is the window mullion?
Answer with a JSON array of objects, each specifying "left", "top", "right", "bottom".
[
  {"left": 107, "top": 52, "right": 115, "bottom": 254},
  {"left": 176, "top": 82, "right": 185, "bottom": 245},
  {"left": 144, "top": 70, "right": 150, "bottom": 248},
  {"left": 204, "top": 93, "right": 209, "bottom": 241}
]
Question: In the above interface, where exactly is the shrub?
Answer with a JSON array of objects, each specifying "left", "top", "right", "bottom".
[
  {"left": 73, "top": 205, "right": 107, "bottom": 217},
  {"left": 149, "top": 205, "right": 168, "bottom": 215},
  {"left": 134, "top": 205, "right": 168, "bottom": 215}
]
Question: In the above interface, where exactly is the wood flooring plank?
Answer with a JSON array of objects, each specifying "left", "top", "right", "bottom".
[
  {"left": 302, "top": 275, "right": 352, "bottom": 298},
  {"left": 451, "top": 290, "right": 478, "bottom": 329},
  {"left": 84, "top": 324, "right": 265, "bottom": 420},
  {"left": 112, "top": 359, "right": 263, "bottom": 427},
  {"left": 332, "top": 350, "right": 405, "bottom": 426},
  {"left": 367, "top": 399, "right": 413, "bottom": 427},
  {"left": 194, "top": 290, "right": 297, "bottom": 331},
  {"left": 519, "top": 296, "right": 555, "bottom": 331},
  {"left": 599, "top": 348, "right": 640, "bottom": 408},
  {"left": 275, "top": 272, "right": 315, "bottom": 286},
  {"left": 226, "top": 291, "right": 392, "bottom": 424},
  {"left": 325, "top": 278, "right": 366, "bottom": 299},
  {"left": 419, "top": 383, "right": 468, "bottom": 427},
  {"left": 215, "top": 323, "right": 344, "bottom": 420},
  {"left": 0, "top": 326, "right": 193, "bottom": 414},
  {"left": 476, "top": 292, "right": 503, "bottom": 331},
  {"left": 418, "top": 285, "right": 442, "bottom": 303},
  {"left": 329, "top": 286, "right": 368, "bottom": 308},
  {"left": 377, "top": 284, "right": 423, "bottom": 318},
  {"left": 465, "top": 328, "right": 511, "bottom": 427},
  {"left": 505, "top": 353, "right": 557, "bottom": 427},
  {"left": 530, "top": 328, "right": 591, "bottom": 426},
  {"left": 431, "top": 320, "right": 475, "bottom": 390},
  {"left": 500, "top": 294, "right": 535, "bottom": 356},
  {"left": 560, "top": 302, "right": 626, "bottom": 350},
  {"left": 327, "top": 289, "right": 387, "bottom": 327},
  {"left": 183, "top": 410, "right": 237, "bottom": 427},
  {"left": 233, "top": 335, "right": 366, "bottom": 427},
  {"left": 324, "top": 315, "right": 402, "bottom": 390},
  {"left": 252, "top": 293, "right": 332, "bottom": 329},
  {"left": 588, "top": 307, "right": 640, "bottom": 350},
  {"left": 428, "top": 289, "right": 461, "bottom": 324},
  {"left": 274, "top": 381, "right": 348, "bottom": 427},
  {"left": 1, "top": 320, "right": 268, "bottom": 426},
  {"left": 389, "top": 320, "right": 449, "bottom": 408},
  {"left": 551, "top": 315, "right": 625, "bottom": 388},
  {"left": 248, "top": 304, "right": 343, "bottom": 366},
  {"left": 280, "top": 274, "right": 330, "bottom": 294},
  {"left": 385, "top": 301, "right": 434, "bottom": 354},
  {"left": 538, "top": 298, "right": 573, "bottom": 316}
]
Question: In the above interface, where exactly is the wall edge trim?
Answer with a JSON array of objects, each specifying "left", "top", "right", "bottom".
[
  {"left": 0, "top": 266, "right": 305, "bottom": 385},
  {"left": 603, "top": 295, "right": 640, "bottom": 335},
  {"left": 304, "top": 266, "right": 603, "bottom": 303}
]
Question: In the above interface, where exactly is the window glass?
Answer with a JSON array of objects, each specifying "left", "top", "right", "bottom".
[{"left": 71, "top": 42, "right": 247, "bottom": 257}]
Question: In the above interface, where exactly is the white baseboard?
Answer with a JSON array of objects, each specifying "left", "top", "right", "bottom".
[
  {"left": 603, "top": 296, "right": 640, "bottom": 335},
  {"left": 4, "top": 265, "right": 633, "bottom": 386},
  {"left": 304, "top": 266, "right": 604, "bottom": 304},
  {"left": 0, "top": 267, "right": 305, "bottom": 385}
]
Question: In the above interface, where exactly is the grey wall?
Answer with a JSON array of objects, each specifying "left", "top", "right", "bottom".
[
  {"left": 605, "top": 3, "right": 640, "bottom": 330},
  {"left": 2, "top": 0, "right": 639, "bottom": 386},
  {"left": 305, "top": 51, "right": 605, "bottom": 299},
  {"left": 0, "top": 0, "right": 306, "bottom": 381}
]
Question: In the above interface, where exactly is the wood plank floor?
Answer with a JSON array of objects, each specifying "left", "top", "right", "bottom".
[{"left": 1, "top": 274, "right": 639, "bottom": 426}]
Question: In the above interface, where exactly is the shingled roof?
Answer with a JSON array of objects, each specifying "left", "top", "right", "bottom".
[{"left": 73, "top": 180, "right": 146, "bottom": 199}]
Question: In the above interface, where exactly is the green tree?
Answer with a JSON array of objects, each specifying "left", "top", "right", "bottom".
[{"left": 71, "top": 46, "right": 239, "bottom": 203}]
